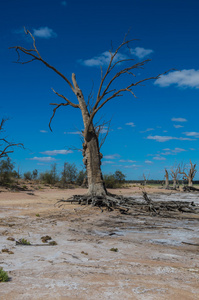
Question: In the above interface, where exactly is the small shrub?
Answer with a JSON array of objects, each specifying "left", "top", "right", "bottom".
[
  {"left": 0, "top": 268, "right": 9, "bottom": 282},
  {"left": 35, "top": 214, "right": 40, "bottom": 217},
  {"left": 24, "top": 171, "right": 32, "bottom": 180},
  {"left": 110, "top": 247, "right": 118, "bottom": 252},
  {"left": 2, "top": 249, "right": 14, "bottom": 254},
  {"left": 17, "top": 238, "right": 31, "bottom": 245},
  {"left": 49, "top": 241, "right": 57, "bottom": 246},
  {"left": 41, "top": 235, "right": 52, "bottom": 243}
]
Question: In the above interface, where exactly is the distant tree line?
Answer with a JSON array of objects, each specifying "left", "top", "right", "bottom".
[{"left": 0, "top": 158, "right": 126, "bottom": 189}]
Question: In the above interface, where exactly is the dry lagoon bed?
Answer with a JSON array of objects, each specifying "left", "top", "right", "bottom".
[{"left": 0, "top": 186, "right": 199, "bottom": 299}]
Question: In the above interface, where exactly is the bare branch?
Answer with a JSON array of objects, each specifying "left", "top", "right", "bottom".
[
  {"left": 51, "top": 88, "right": 79, "bottom": 108},
  {"left": 9, "top": 28, "right": 75, "bottom": 93},
  {"left": 49, "top": 103, "right": 69, "bottom": 132},
  {"left": 96, "top": 38, "right": 139, "bottom": 105},
  {"left": 0, "top": 118, "right": 24, "bottom": 159}
]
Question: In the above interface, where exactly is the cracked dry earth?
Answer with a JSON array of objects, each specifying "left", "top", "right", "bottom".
[{"left": 0, "top": 187, "right": 199, "bottom": 299}]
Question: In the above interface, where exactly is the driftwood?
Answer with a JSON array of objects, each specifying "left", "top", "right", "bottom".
[
  {"left": 182, "top": 186, "right": 199, "bottom": 192},
  {"left": 56, "top": 191, "right": 199, "bottom": 216}
]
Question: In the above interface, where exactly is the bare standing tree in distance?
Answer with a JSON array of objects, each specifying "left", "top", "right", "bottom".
[
  {"left": 10, "top": 29, "right": 170, "bottom": 208},
  {"left": 179, "top": 160, "right": 197, "bottom": 187}
]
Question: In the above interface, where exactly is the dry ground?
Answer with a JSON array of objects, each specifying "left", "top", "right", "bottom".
[{"left": 0, "top": 185, "right": 199, "bottom": 299}]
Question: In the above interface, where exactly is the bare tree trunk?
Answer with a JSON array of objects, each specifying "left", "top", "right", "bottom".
[
  {"left": 165, "top": 169, "right": 169, "bottom": 189},
  {"left": 188, "top": 177, "right": 193, "bottom": 187},
  {"left": 72, "top": 74, "right": 107, "bottom": 197},
  {"left": 173, "top": 179, "right": 177, "bottom": 189},
  {"left": 84, "top": 131, "right": 107, "bottom": 196}
]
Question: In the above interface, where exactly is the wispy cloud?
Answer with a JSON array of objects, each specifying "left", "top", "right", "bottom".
[
  {"left": 140, "top": 128, "right": 154, "bottom": 133},
  {"left": 119, "top": 159, "right": 136, "bottom": 163},
  {"left": 147, "top": 135, "right": 195, "bottom": 142},
  {"left": 130, "top": 47, "right": 154, "bottom": 59},
  {"left": 40, "top": 150, "right": 73, "bottom": 156},
  {"left": 102, "top": 161, "right": 114, "bottom": 165},
  {"left": 30, "top": 156, "right": 57, "bottom": 162},
  {"left": 79, "top": 51, "right": 127, "bottom": 67},
  {"left": 174, "top": 125, "right": 184, "bottom": 128},
  {"left": 171, "top": 117, "right": 187, "bottom": 122},
  {"left": 64, "top": 131, "right": 81, "bottom": 135},
  {"left": 153, "top": 156, "right": 166, "bottom": 161},
  {"left": 145, "top": 160, "right": 153, "bottom": 164},
  {"left": 154, "top": 69, "right": 199, "bottom": 89},
  {"left": 103, "top": 154, "right": 120, "bottom": 159},
  {"left": 40, "top": 130, "right": 48, "bottom": 133},
  {"left": 125, "top": 122, "right": 135, "bottom": 127},
  {"left": 183, "top": 132, "right": 199, "bottom": 138},
  {"left": 124, "top": 164, "right": 141, "bottom": 169},
  {"left": 161, "top": 148, "right": 186, "bottom": 155},
  {"left": 33, "top": 27, "right": 57, "bottom": 39}
]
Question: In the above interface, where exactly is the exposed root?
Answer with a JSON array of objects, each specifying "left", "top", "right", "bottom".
[{"left": 55, "top": 191, "right": 199, "bottom": 216}]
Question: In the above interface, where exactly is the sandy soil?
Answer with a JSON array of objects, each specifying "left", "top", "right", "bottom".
[{"left": 0, "top": 186, "right": 199, "bottom": 299}]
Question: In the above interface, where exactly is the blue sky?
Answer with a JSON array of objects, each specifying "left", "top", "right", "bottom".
[{"left": 1, "top": 0, "right": 199, "bottom": 180}]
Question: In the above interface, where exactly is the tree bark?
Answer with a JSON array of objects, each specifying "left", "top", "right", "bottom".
[
  {"left": 72, "top": 74, "right": 107, "bottom": 197},
  {"left": 188, "top": 177, "right": 193, "bottom": 187},
  {"left": 165, "top": 169, "right": 169, "bottom": 189},
  {"left": 84, "top": 131, "right": 107, "bottom": 196},
  {"left": 173, "top": 179, "right": 177, "bottom": 189}
]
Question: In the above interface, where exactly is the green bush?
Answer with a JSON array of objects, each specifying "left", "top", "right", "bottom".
[
  {"left": 104, "top": 170, "right": 126, "bottom": 189},
  {"left": 0, "top": 158, "right": 15, "bottom": 185},
  {"left": 61, "top": 162, "right": 77, "bottom": 186},
  {"left": 39, "top": 164, "right": 59, "bottom": 185},
  {"left": 0, "top": 268, "right": 9, "bottom": 282},
  {"left": 76, "top": 169, "right": 87, "bottom": 186},
  {"left": 24, "top": 171, "right": 32, "bottom": 180}
]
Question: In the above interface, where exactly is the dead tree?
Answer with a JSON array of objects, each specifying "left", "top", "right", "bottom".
[
  {"left": 170, "top": 163, "right": 179, "bottom": 189},
  {"left": 0, "top": 118, "right": 24, "bottom": 159},
  {"left": 179, "top": 160, "right": 197, "bottom": 187},
  {"left": 10, "top": 29, "right": 169, "bottom": 207},
  {"left": 164, "top": 169, "right": 169, "bottom": 189},
  {"left": 143, "top": 173, "right": 150, "bottom": 186}
]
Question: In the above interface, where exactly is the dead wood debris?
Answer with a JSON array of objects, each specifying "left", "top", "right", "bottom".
[{"left": 55, "top": 191, "right": 199, "bottom": 216}]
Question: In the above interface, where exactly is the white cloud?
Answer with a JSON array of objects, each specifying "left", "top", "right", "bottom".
[
  {"left": 153, "top": 156, "right": 166, "bottom": 161},
  {"left": 40, "top": 130, "right": 48, "bottom": 133},
  {"left": 161, "top": 148, "right": 186, "bottom": 155},
  {"left": 183, "top": 132, "right": 199, "bottom": 137},
  {"left": 117, "top": 127, "right": 122, "bottom": 130},
  {"left": 124, "top": 164, "right": 141, "bottom": 169},
  {"left": 65, "top": 131, "right": 81, "bottom": 135},
  {"left": 61, "top": 1, "right": 67, "bottom": 6},
  {"left": 130, "top": 47, "right": 154, "bottom": 59},
  {"left": 33, "top": 27, "right": 57, "bottom": 39},
  {"left": 102, "top": 161, "right": 113, "bottom": 165},
  {"left": 79, "top": 51, "right": 127, "bottom": 67},
  {"left": 145, "top": 160, "right": 153, "bottom": 164},
  {"left": 30, "top": 156, "right": 56, "bottom": 162},
  {"left": 154, "top": 69, "right": 199, "bottom": 89},
  {"left": 103, "top": 154, "right": 120, "bottom": 159},
  {"left": 172, "top": 147, "right": 186, "bottom": 153},
  {"left": 174, "top": 125, "right": 184, "bottom": 128},
  {"left": 125, "top": 122, "right": 135, "bottom": 127},
  {"left": 140, "top": 128, "right": 154, "bottom": 133},
  {"left": 119, "top": 159, "right": 136, "bottom": 163},
  {"left": 40, "top": 150, "right": 73, "bottom": 156},
  {"left": 147, "top": 135, "right": 195, "bottom": 142},
  {"left": 171, "top": 118, "right": 187, "bottom": 122}
]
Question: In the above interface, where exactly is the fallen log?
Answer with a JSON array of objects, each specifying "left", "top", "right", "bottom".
[{"left": 55, "top": 190, "right": 199, "bottom": 216}]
